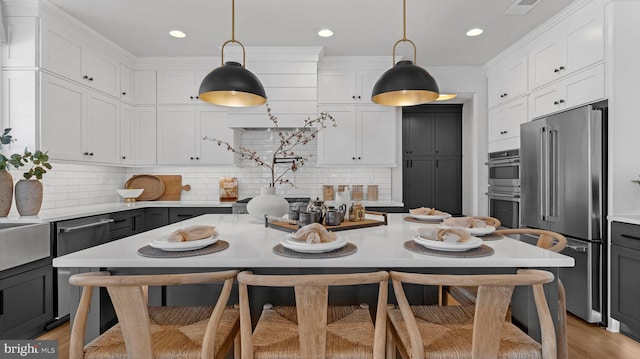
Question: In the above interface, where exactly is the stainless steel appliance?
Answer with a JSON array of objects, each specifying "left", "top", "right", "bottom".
[
  {"left": 520, "top": 101, "right": 607, "bottom": 324},
  {"left": 487, "top": 149, "right": 520, "bottom": 190},
  {"left": 55, "top": 215, "right": 113, "bottom": 320},
  {"left": 487, "top": 149, "right": 520, "bottom": 229}
]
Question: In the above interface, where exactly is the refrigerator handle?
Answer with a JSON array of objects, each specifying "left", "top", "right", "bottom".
[
  {"left": 541, "top": 126, "right": 549, "bottom": 221},
  {"left": 549, "top": 128, "right": 559, "bottom": 220}
]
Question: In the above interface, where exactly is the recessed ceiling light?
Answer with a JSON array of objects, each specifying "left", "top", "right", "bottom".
[
  {"left": 466, "top": 28, "right": 483, "bottom": 37},
  {"left": 318, "top": 29, "right": 334, "bottom": 38},
  {"left": 169, "top": 30, "right": 186, "bottom": 38}
]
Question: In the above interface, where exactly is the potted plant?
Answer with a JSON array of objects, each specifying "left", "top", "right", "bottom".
[
  {"left": 204, "top": 104, "right": 336, "bottom": 220},
  {"left": 14, "top": 148, "right": 52, "bottom": 216}
]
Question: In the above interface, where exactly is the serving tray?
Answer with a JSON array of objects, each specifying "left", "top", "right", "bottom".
[
  {"left": 266, "top": 211, "right": 388, "bottom": 233},
  {"left": 124, "top": 174, "right": 165, "bottom": 201}
]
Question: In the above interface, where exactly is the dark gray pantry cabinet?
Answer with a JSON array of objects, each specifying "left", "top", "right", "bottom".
[
  {"left": 402, "top": 105, "right": 463, "bottom": 215},
  {"left": 611, "top": 221, "right": 640, "bottom": 341}
]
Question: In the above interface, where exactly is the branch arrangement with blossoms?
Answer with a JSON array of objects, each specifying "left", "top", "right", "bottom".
[{"left": 203, "top": 104, "right": 336, "bottom": 187}]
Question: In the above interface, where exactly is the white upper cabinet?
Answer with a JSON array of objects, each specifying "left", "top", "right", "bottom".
[
  {"left": 1, "top": 17, "right": 38, "bottom": 68},
  {"left": 157, "top": 106, "right": 233, "bottom": 165},
  {"left": 487, "top": 53, "right": 528, "bottom": 108},
  {"left": 156, "top": 70, "right": 209, "bottom": 104},
  {"left": 134, "top": 70, "right": 157, "bottom": 105},
  {"left": 317, "top": 70, "right": 382, "bottom": 104},
  {"left": 120, "top": 64, "right": 134, "bottom": 104},
  {"left": 529, "top": 0, "right": 604, "bottom": 90},
  {"left": 529, "top": 63, "right": 604, "bottom": 119},
  {"left": 120, "top": 105, "right": 157, "bottom": 165},
  {"left": 41, "top": 18, "right": 121, "bottom": 97},
  {"left": 40, "top": 73, "right": 119, "bottom": 163},
  {"left": 488, "top": 97, "right": 527, "bottom": 152},
  {"left": 317, "top": 104, "right": 396, "bottom": 166}
]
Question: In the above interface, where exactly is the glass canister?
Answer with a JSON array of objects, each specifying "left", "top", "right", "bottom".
[{"left": 354, "top": 202, "right": 366, "bottom": 222}]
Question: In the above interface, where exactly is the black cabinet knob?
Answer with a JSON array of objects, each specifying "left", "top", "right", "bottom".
[
  {"left": 357, "top": 95, "right": 361, "bottom": 99},
  {"left": 559, "top": 66, "right": 565, "bottom": 71},
  {"left": 83, "top": 152, "right": 89, "bottom": 155},
  {"left": 352, "top": 95, "right": 356, "bottom": 99},
  {"left": 195, "top": 157, "right": 200, "bottom": 160},
  {"left": 554, "top": 68, "right": 560, "bottom": 73},
  {"left": 88, "top": 77, "right": 94, "bottom": 82},
  {"left": 195, "top": 96, "right": 199, "bottom": 99},
  {"left": 122, "top": 156, "right": 126, "bottom": 159},
  {"left": 89, "top": 152, "right": 94, "bottom": 156},
  {"left": 352, "top": 157, "right": 356, "bottom": 160},
  {"left": 82, "top": 75, "right": 89, "bottom": 80},
  {"left": 122, "top": 92, "right": 126, "bottom": 95},
  {"left": 190, "top": 96, "right": 194, "bottom": 100},
  {"left": 357, "top": 157, "right": 361, "bottom": 160},
  {"left": 554, "top": 101, "right": 559, "bottom": 105},
  {"left": 559, "top": 99, "right": 565, "bottom": 103},
  {"left": 190, "top": 157, "right": 194, "bottom": 160}
]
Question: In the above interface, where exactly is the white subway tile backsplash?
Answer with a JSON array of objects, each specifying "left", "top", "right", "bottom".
[{"left": 3, "top": 129, "right": 393, "bottom": 215}]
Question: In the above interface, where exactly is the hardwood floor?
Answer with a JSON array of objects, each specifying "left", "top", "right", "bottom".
[{"left": 37, "top": 313, "right": 640, "bottom": 358}]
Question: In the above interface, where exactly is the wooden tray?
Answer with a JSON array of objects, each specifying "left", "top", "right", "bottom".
[
  {"left": 124, "top": 174, "right": 165, "bottom": 201},
  {"left": 266, "top": 211, "right": 388, "bottom": 233},
  {"left": 156, "top": 175, "right": 191, "bottom": 201}
]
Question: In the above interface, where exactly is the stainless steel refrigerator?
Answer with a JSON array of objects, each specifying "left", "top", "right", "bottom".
[{"left": 520, "top": 101, "right": 607, "bottom": 324}]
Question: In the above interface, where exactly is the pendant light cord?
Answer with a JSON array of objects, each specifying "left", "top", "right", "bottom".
[
  {"left": 221, "top": 0, "right": 247, "bottom": 67},
  {"left": 392, "top": 0, "right": 417, "bottom": 65}
]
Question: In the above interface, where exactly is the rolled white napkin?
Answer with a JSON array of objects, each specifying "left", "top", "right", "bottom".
[
  {"left": 291, "top": 223, "right": 337, "bottom": 244},
  {"left": 410, "top": 207, "right": 447, "bottom": 216},
  {"left": 168, "top": 225, "right": 217, "bottom": 242},
  {"left": 417, "top": 227, "right": 472, "bottom": 243},
  {"left": 443, "top": 217, "right": 487, "bottom": 228}
]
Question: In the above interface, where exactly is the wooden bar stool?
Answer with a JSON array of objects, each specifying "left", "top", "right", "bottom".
[
  {"left": 68, "top": 270, "right": 240, "bottom": 359},
  {"left": 387, "top": 269, "right": 557, "bottom": 359},
  {"left": 445, "top": 228, "right": 569, "bottom": 359},
  {"left": 237, "top": 270, "right": 389, "bottom": 359}
]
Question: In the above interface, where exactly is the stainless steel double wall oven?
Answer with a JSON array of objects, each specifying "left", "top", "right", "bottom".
[{"left": 486, "top": 149, "right": 520, "bottom": 229}]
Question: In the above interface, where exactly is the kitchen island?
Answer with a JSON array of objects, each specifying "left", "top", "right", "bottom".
[{"left": 53, "top": 213, "right": 573, "bottom": 342}]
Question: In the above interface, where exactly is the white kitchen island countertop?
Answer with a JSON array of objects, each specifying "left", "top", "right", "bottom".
[{"left": 53, "top": 213, "right": 574, "bottom": 269}]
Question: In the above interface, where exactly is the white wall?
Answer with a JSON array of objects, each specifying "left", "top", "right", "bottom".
[{"left": 608, "top": 0, "right": 640, "bottom": 215}]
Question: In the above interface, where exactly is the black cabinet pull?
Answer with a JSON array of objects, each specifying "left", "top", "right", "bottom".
[
  {"left": 122, "top": 92, "right": 126, "bottom": 95},
  {"left": 88, "top": 77, "right": 94, "bottom": 82},
  {"left": 621, "top": 233, "right": 640, "bottom": 241},
  {"left": 559, "top": 99, "right": 565, "bottom": 104},
  {"left": 89, "top": 152, "right": 94, "bottom": 156},
  {"left": 554, "top": 68, "right": 560, "bottom": 73},
  {"left": 0, "top": 290, "right": 3, "bottom": 315},
  {"left": 410, "top": 159, "right": 413, "bottom": 168},
  {"left": 83, "top": 152, "right": 89, "bottom": 155},
  {"left": 113, "top": 218, "right": 127, "bottom": 223},
  {"left": 82, "top": 75, "right": 89, "bottom": 80},
  {"left": 559, "top": 66, "right": 565, "bottom": 71},
  {"left": 554, "top": 101, "right": 559, "bottom": 105}
]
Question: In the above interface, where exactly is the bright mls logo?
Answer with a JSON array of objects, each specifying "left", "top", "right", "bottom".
[{"left": 1, "top": 340, "right": 57, "bottom": 358}]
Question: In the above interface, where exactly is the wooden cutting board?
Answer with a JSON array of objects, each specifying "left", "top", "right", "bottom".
[{"left": 155, "top": 175, "right": 191, "bottom": 201}]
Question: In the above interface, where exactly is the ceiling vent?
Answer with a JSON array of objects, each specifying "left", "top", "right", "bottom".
[{"left": 505, "top": 0, "right": 541, "bottom": 15}]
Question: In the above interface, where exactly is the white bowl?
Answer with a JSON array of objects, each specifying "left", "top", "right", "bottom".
[{"left": 117, "top": 188, "right": 144, "bottom": 202}]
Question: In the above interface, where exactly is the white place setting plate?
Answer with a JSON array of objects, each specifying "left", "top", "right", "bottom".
[
  {"left": 281, "top": 235, "right": 347, "bottom": 253},
  {"left": 412, "top": 235, "right": 483, "bottom": 252},
  {"left": 437, "top": 224, "right": 496, "bottom": 236},
  {"left": 148, "top": 233, "right": 218, "bottom": 252},
  {"left": 409, "top": 213, "right": 452, "bottom": 221}
]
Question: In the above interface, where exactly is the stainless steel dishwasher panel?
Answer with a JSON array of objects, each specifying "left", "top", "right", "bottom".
[{"left": 55, "top": 215, "right": 113, "bottom": 319}]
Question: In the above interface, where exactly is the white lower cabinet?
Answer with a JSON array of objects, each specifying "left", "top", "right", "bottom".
[
  {"left": 529, "top": 63, "right": 604, "bottom": 119},
  {"left": 40, "top": 73, "right": 119, "bottom": 163},
  {"left": 317, "top": 104, "right": 397, "bottom": 166},
  {"left": 157, "top": 106, "right": 233, "bottom": 165},
  {"left": 488, "top": 97, "right": 527, "bottom": 152}
]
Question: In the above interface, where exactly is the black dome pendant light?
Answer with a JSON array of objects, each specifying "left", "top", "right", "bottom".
[
  {"left": 199, "top": 0, "right": 266, "bottom": 107},
  {"left": 371, "top": 0, "right": 439, "bottom": 106}
]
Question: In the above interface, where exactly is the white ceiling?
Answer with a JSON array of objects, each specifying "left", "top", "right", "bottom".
[{"left": 46, "top": 0, "right": 574, "bottom": 66}]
